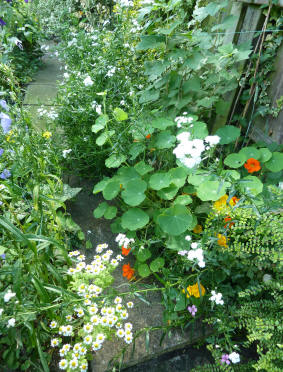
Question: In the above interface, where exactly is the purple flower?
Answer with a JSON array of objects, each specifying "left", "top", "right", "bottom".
[
  {"left": 0, "top": 112, "right": 12, "bottom": 134},
  {"left": 0, "top": 100, "right": 9, "bottom": 111},
  {"left": 0, "top": 148, "right": 4, "bottom": 157},
  {"left": 0, "top": 18, "right": 6, "bottom": 26},
  {"left": 187, "top": 304, "right": 197, "bottom": 316},
  {"left": 0, "top": 254, "right": 5, "bottom": 260},
  {"left": 220, "top": 354, "right": 231, "bottom": 365},
  {"left": 0, "top": 169, "right": 11, "bottom": 180}
]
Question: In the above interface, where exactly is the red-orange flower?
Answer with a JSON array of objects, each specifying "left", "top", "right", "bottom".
[
  {"left": 224, "top": 216, "right": 234, "bottom": 228},
  {"left": 231, "top": 196, "right": 239, "bottom": 205},
  {"left": 244, "top": 158, "right": 261, "bottom": 173},
  {"left": 122, "top": 263, "right": 135, "bottom": 280},
  {"left": 122, "top": 245, "right": 131, "bottom": 256},
  {"left": 146, "top": 134, "right": 151, "bottom": 139}
]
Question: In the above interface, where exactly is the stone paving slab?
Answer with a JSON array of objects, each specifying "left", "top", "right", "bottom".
[
  {"left": 65, "top": 176, "right": 212, "bottom": 372},
  {"left": 24, "top": 83, "right": 58, "bottom": 105}
]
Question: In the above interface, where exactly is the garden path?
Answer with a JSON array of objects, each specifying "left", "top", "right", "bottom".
[{"left": 24, "top": 45, "right": 211, "bottom": 371}]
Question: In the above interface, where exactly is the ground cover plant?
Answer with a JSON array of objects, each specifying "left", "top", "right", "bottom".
[{"left": 1, "top": 0, "right": 283, "bottom": 371}]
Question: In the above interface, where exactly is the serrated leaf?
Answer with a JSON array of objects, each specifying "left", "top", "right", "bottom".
[
  {"left": 93, "top": 202, "right": 109, "bottom": 218},
  {"left": 136, "top": 35, "right": 166, "bottom": 50},
  {"left": 139, "top": 89, "right": 160, "bottom": 104},
  {"left": 121, "top": 208, "right": 149, "bottom": 231},
  {"left": 150, "top": 257, "right": 165, "bottom": 272},
  {"left": 105, "top": 154, "right": 127, "bottom": 168}
]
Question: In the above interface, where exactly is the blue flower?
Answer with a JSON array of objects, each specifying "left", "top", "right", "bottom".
[
  {"left": 0, "top": 112, "right": 12, "bottom": 134},
  {"left": 0, "top": 18, "right": 6, "bottom": 26},
  {"left": 0, "top": 100, "right": 9, "bottom": 111},
  {"left": 0, "top": 169, "right": 11, "bottom": 180},
  {"left": 0, "top": 148, "right": 4, "bottom": 156},
  {"left": 0, "top": 254, "right": 5, "bottom": 260}
]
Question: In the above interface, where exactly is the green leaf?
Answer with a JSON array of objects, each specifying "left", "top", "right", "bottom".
[
  {"left": 93, "top": 178, "right": 110, "bottom": 194},
  {"left": 78, "top": 231, "right": 85, "bottom": 240},
  {"left": 137, "top": 247, "right": 152, "bottom": 262},
  {"left": 183, "top": 76, "right": 201, "bottom": 94},
  {"left": 144, "top": 60, "right": 169, "bottom": 78},
  {"left": 121, "top": 208, "right": 149, "bottom": 231},
  {"left": 134, "top": 161, "right": 154, "bottom": 176},
  {"left": 121, "top": 180, "right": 147, "bottom": 206},
  {"left": 239, "top": 147, "right": 261, "bottom": 160},
  {"left": 93, "top": 202, "right": 109, "bottom": 218},
  {"left": 149, "top": 172, "right": 171, "bottom": 190},
  {"left": 139, "top": 89, "right": 160, "bottom": 104},
  {"left": 220, "top": 170, "right": 240, "bottom": 180},
  {"left": 104, "top": 206, "right": 117, "bottom": 219},
  {"left": 96, "top": 130, "right": 115, "bottom": 146},
  {"left": 184, "top": 52, "right": 203, "bottom": 70},
  {"left": 138, "top": 263, "right": 151, "bottom": 277},
  {"left": 196, "top": 181, "right": 226, "bottom": 201},
  {"left": 0, "top": 246, "right": 6, "bottom": 255},
  {"left": 224, "top": 153, "right": 246, "bottom": 168},
  {"left": 157, "top": 185, "right": 179, "bottom": 200},
  {"left": 136, "top": 35, "right": 166, "bottom": 50},
  {"left": 103, "top": 180, "right": 121, "bottom": 200},
  {"left": 113, "top": 108, "right": 128, "bottom": 121},
  {"left": 188, "top": 171, "right": 212, "bottom": 186},
  {"left": 86, "top": 240, "right": 92, "bottom": 249},
  {"left": 169, "top": 167, "right": 187, "bottom": 188},
  {"left": 36, "top": 335, "right": 49, "bottom": 372},
  {"left": 129, "top": 143, "right": 146, "bottom": 160},
  {"left": 105, "top": 154, "right": 127, "bottom": 168},
  {"left": 157, "top": 205, "right": 195, "bottom": 236},
  {"left": 118, "top": 167, "right": 140, "bottom": 185},
  {"left": 265, "top": 152, "right": 283, "bottom": 172},
  {"left": 91, "top": 114, "right": 109, "bottom": 133},
  {"left": 174, "top": 293, "right": 186, "bottom": 311},
  {"left": 154, "top": 131, "right": 176, "bottom": 149},
  {"left": 216, "top": 125, "right": 241, "bottom": 145},
  {"left": 189, "top": 121, "right": 208, "bottom": 139},
  {"left": 239, "top": 176, "right": 263, "bottom": 196},
  {"left": 151, "top": 117, "right": 175, "bottom": 130},
  {"left": 173, "top": 195, "right": 193, "bottom": 205},
  {"left": 150, "top": 257, "right": 165, "bottom": 272},
  {"left": 259, "top": 148, "right": 272, "bottom": 163}
]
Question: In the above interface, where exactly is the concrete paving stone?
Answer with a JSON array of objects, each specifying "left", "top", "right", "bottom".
[{"left": 23, "top": 83, "right": 58, "bottom": 105}]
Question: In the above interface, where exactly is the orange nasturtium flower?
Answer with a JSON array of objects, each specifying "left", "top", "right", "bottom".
[
  {"left": 122, "top": 263, "right": 135, "bottom": 280},
  {"left": 213, "top": 194, "right": 239, "bottom": 212},
  {"left": 145, "top": 134, "right": 151, "bottom": 139},
  {"left": 193, "top": 224, "right": 203, "bottom": 234},
  {"left": 121, "top": 245, "right": 131, "bottom": 256},
  {"left": 244, "top": 158, "right": 261, "bottom": 173},
  {"left": 217, "top": 234, "right": 228, "bottom": 248},
  {"left": 224, "top": 216, "right": 234, "bottom": 228},
  {"left": 182, "top": 283, "right": 206, "bottom": 298}
]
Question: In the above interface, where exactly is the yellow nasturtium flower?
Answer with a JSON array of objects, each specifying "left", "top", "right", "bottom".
[
  {"left": 217, "top": 234, "right": 228, "bottom": 248},
  {"left": 193, "top": 224, "right": 203, "bottom": 234},
  {"left": 182, "top": 283, "right": 206, "bottom": 298}
]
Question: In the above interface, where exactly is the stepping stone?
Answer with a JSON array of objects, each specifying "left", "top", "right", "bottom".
[{"left": 65, "top": 176, "right": 211, "bottom": 372}]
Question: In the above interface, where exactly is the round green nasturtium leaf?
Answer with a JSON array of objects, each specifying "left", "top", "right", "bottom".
[
  {"left": 265, "top": 152, "right": 283, "bottom": 172},
  {"left": 134, "top": 161, "right": 154, "bottom": 176},
  {"left": 220, "top": 170, "right": 240, "bottom": 180},
  {"left": 187, "top": 171, "right": 212, "bottom": 186},
  {"left": 157, "top": 205, "right": 195, "bottom": 236},
  {"left": 103, "top": 180, "right": 121, "bottom": 200},
  {"left": 216, "top": 125, "right": 241, "bottom": 145},
  {"left": 137, "top": 247, "right": 152, "bottom": 262},
  {"left": 104, "top": 206, "right": 117, "bottom": 220},
  {"left": 157, "top": 185, "right": 179, "bottom": 200},
  {"left": 173, "top": 195, "right": 193, "bottom": 205},
  {"left": 93, "top": 202, "right": 109, "bottom": 218},
  {"left": 110, "top": 217, "right": 123, "bottom": 234},
  {"left": 174, "top": 293, "right": 186, "bottom": 311},
  {"left": 154, "top": 131, "right": 176, "bottom": 149},
  {"left": 196, "top": 181, "right": 226, "bottom": 201},
  {"left": 121, "top": 179, "right": 147, "bottom": 206},
  {"left": 151, "top": 117, "right": 175, "bottom": 130},
  {"left": 239, "top": 176, "right": 263, "bottom": 196},
  {"left": 121, "top": 208, "right": 149, "bottom": 231},
  {"left": 138, "top": 263, "right": 151, "bottom": 278},
  {"left": 189, "top": 121, "right": 208, "bottom": 139},
  {"left": 224, "top": 153, "right": 246, "bottom": 168},
  {"left": 149, "top": 172, "right": 171, "bottom": 190},
  {"left": 105, "top": 154, "right": 127, "bottom": 168},
  {"left": 93, "top": 178, "right": 110, "bottom": 194},
  {"left": 113, "top": 107, "right": 128, "bottom": 121},
  {"left": 91, "top": 114, "right": 109, "bottom": 133},
  {"left": 96, "top": 130, "right": 115, "bottom": 146},
  {"left": 150, "top": 257, "right": 165, "bottom": 272},
  {"left": 239, "top": 147, "right": 261, "bottom": 160},
  {"left": 118, "top": 167, "right": 140, "bottom": 184},
  {"left": 169, "top": 167, "right": 187, "bottom": 188},
  {"left": 259, "top": 147, "right": 272, "bottom": 163}
]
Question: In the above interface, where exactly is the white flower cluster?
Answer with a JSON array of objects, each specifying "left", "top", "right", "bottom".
[
  {"left": 174, "top": 114, "right": 193, "bottom": 128},
  {"left": 62, "top": 149, "right": 72, "bottom": 158},
  {"left": 209, "top": 290, "right": 224, "bottom": 305},
  {"left": 106, "top": 67, "right": 116, "bottom": 77},
  {"left": 83, "top": 76, "right": 93, "bottom": 87},
  {"left": 115, "top": 233, "right": 135, "bottom": 248},
  {"left": 229, "top": 351, "right": 240, "bottom": 364},
  {"left": 4, "top": 289, "right": 16, "bottom": 303},
  {"left": 91, "top": 100, "right": 102, "bottom": 115},
  {"left": 37, "top": 107, "right": 58, "bottom": 120},
  {"left": 178, "top": 242, "right": 205, "bottom": 268}
]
